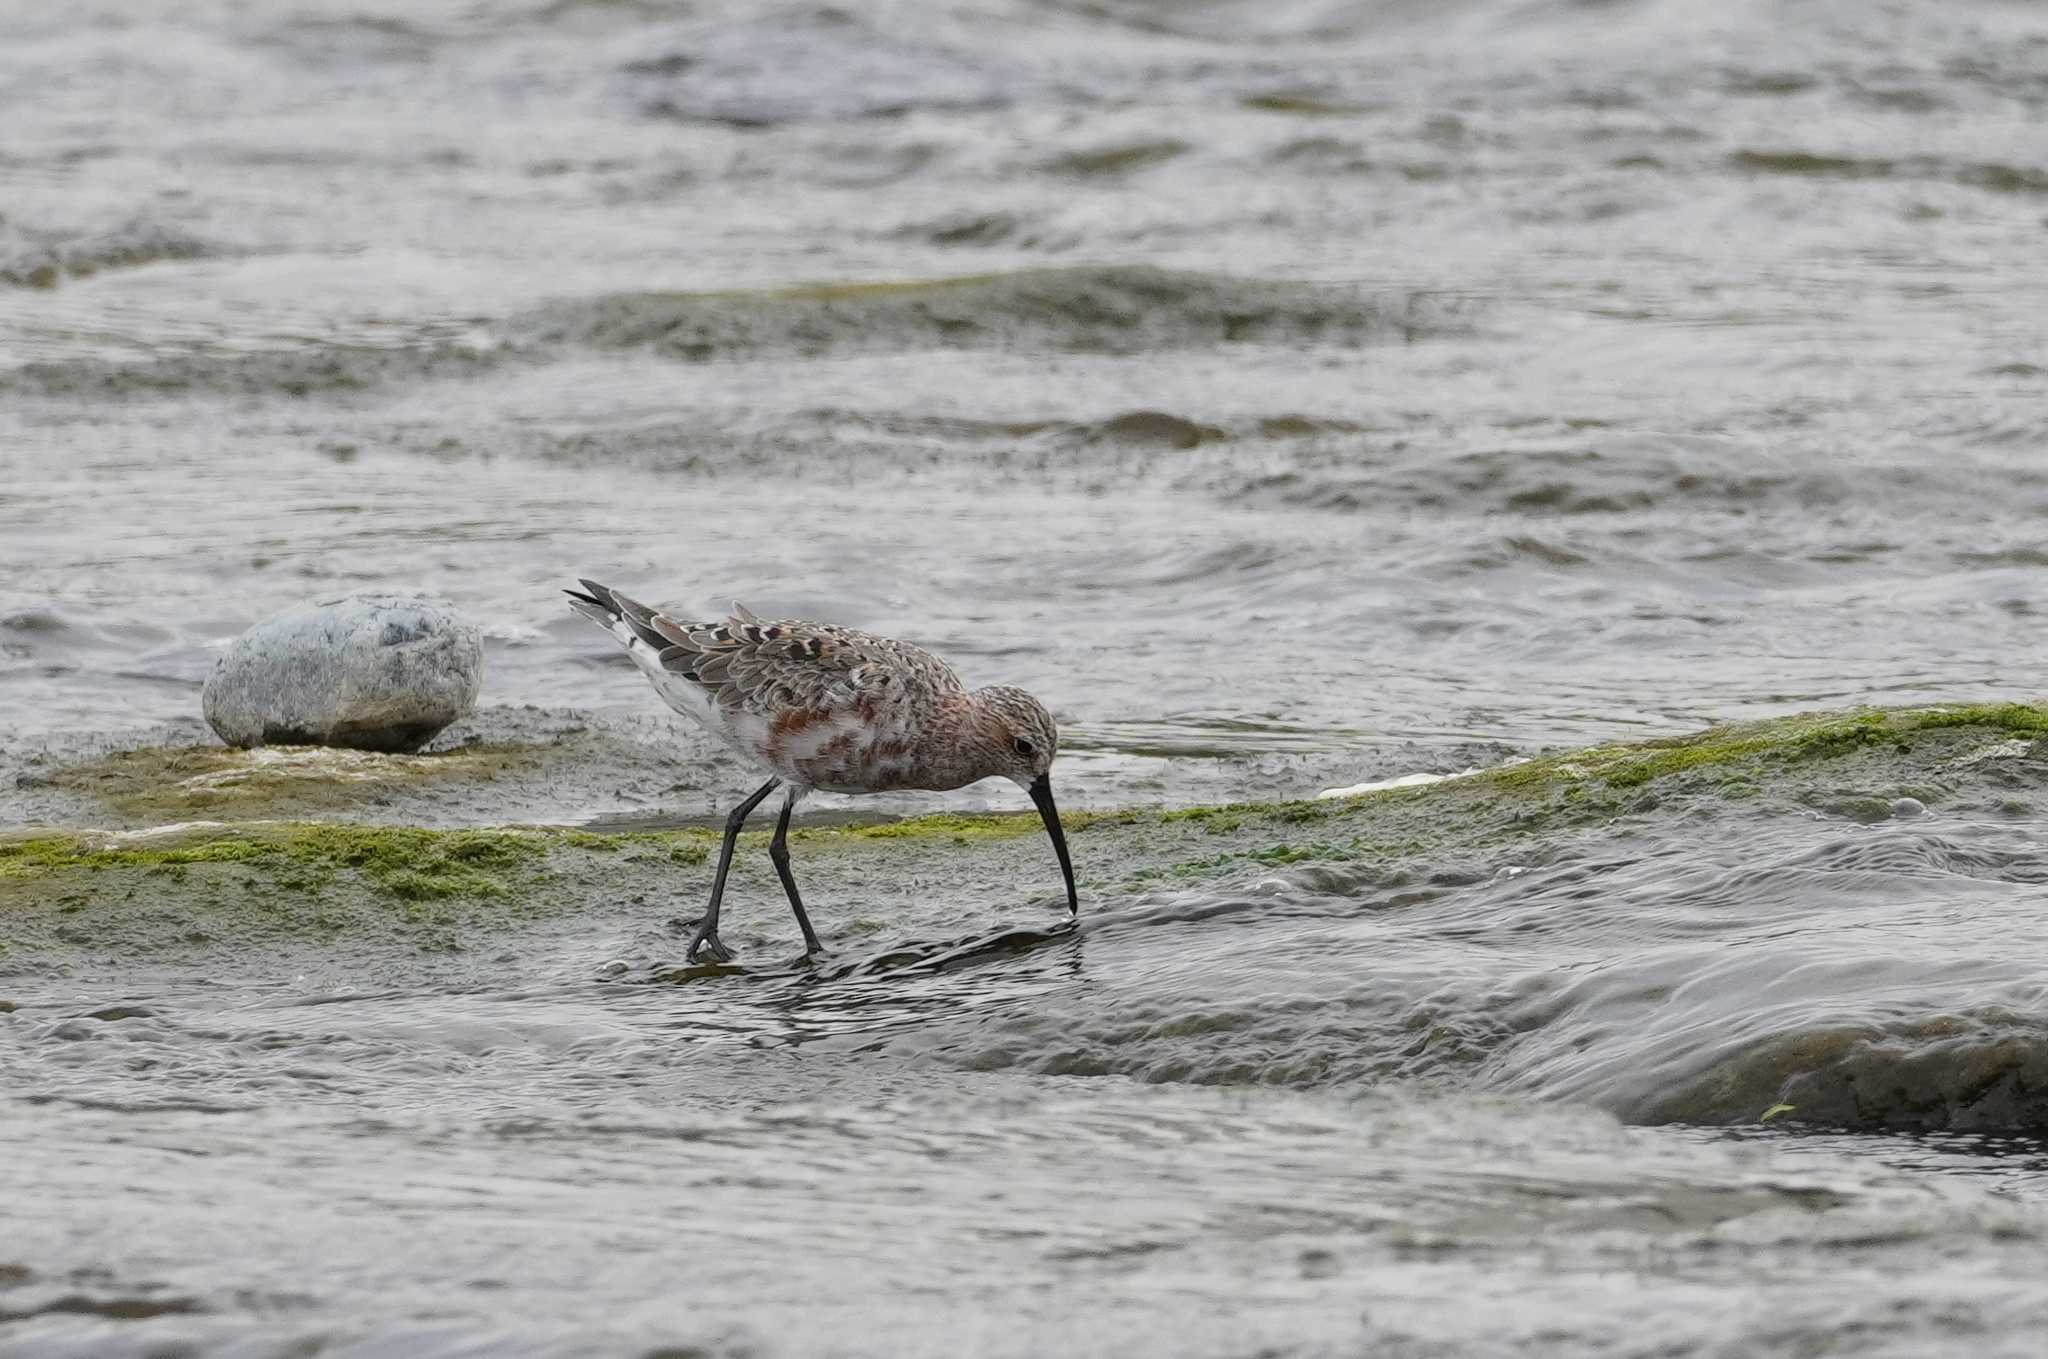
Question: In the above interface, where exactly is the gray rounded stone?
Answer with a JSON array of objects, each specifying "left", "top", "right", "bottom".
[{"left": 202, "top": 593, "right": 483, "bottom": 752}]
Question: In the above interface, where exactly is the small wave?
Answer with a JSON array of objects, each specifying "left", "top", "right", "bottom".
[
  {"left": 0, "top": 219, "right": 215, "bottom": 289},
  {"left": 1732, "top": 150, "right": 1901, "bottom": 180},
  {"left": 1781, "top": 833, "right": 2048, "bottom": 885},
  {"left": 1732, "top": 150, "right": 2048, "bottom": 195},
  {"left": 847, "top": 408, "right": 1350, "bottom": 450},
  {"left": 1268, "top": 136, "right": 1373, "bottom": 173},
  {"left": 489, "top": 406, "right": 1353, "bottom": 484},
  {"left": 1, "top": 609, "right": 65, "bottom": 635},
  {"left": 886, "top": 211, "right": 1048, "bottom": 249},
  {"left": 1953, "top": 546, "right": 2048, "bottom": 569},
  {"left": 1241, "top": 91, "right": 1380, "bottom": 116},
  {"left": 1498, "top": 535, "right": 1593, "bottom": 568},
  {"left": 253, "top": 13, "right": 463, "bottom": 65},
  {"left": 1722, "top": 70, "right": 1820, "bottom": 97},
  {"left": 1038, "top": 139, "right": 1190, "bottom": 178},
  {"left": 3, "top": 269, "right": 1463, "bottom": 398},
  {"left": 508, "top": 266, "right": 1469, "bottom": 362},
  {"left": 614, "top": 7, "right": 1021, "bottom": 129},
  {"left": 1041, "top": 0, "right": 1432, "bottom": 43},
  {"left": 1224, "top": 440, "right": 1955, "bottom": 521},
  {"left": 1083, "top": 410, "right": 1227, "bottom": 448},
  {"left": 0, "top": 342, "right": 504, "bottom": 399},
  {"left": 1648, "top": 1013, "right": 2048, "bottom": 1130},
  {"left": 0, "top": 1291, "right": 204, "bottom": 1322}
]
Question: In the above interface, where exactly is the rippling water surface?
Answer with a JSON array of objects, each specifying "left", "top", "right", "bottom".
[{"left": 5, "top": 0, "right": 2048, "bottom": 1354}]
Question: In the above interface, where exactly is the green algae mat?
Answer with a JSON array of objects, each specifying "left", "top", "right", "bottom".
[{"left": 5, "top": 703, "right": 2046, "bottom": 965}]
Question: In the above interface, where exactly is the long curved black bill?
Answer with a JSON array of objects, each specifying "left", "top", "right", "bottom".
[{"left": 1028, "top": 774, "right": 1079, "bottom": 916}]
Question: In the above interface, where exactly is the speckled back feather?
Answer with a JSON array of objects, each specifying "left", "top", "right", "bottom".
[
  {"left": 574, "top": 579, "right": 963, "bottom": 719},
  {"left": 567, "top": 579, "right": 1006, "bottom": 790}
]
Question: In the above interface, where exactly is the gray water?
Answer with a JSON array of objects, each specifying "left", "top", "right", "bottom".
[{"left": 5, "top": 0, "right": 2048, "bottom": 1354}]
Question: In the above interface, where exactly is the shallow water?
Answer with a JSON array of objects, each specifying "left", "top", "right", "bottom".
[
  {"left": 9, "top": 773, "right": 2048, "bottom": 1356},
  {"left": 5, "top": 0, "right": 2048, "bottom": 1353}
]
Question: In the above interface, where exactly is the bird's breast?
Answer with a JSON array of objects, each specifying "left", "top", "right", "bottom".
[{"left": 747, "top": 704, "right": 918, "bottom": 793}]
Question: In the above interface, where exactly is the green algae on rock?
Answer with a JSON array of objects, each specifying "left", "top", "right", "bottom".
[
  {"left": 8, "top": 705, "right": 755, "bottom": 832},
  {"left": 0, "top": 823, "right": 549, "bottom": 896},
  {"left": 4, "top": 702, "right": 2044, "bottom": 967},
  {"left": 0, "top": 822, "right": 585, "bottom": 963},
  {"left": 1471, "top": 702, "right": 2048, "bottom": 791},
  {"left": 45, "top": 744, "right": 542, "bottom": 821}
]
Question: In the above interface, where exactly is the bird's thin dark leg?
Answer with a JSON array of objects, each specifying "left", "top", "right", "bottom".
[
  {"left": 687, "top": 776, "right": 781, "bottom": 963},
  {"left": 768, "top": 788, "right": 823, "bottom": 955}
]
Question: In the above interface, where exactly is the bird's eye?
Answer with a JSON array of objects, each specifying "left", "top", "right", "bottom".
[{"left": 1013, "top": 737, "right": 1036, "bottom": 758}]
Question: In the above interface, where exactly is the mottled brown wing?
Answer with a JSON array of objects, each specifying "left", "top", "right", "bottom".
[{"left": 646, "top": 609, "right": 962, "bottom": 717}]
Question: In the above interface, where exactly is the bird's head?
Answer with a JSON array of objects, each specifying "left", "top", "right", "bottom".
[
  {"left": 973, "top": 684, "right": 1075, "bottom": 916},
  {"left": 975, "top": 684, "right": 1059, "bottom": 787}
]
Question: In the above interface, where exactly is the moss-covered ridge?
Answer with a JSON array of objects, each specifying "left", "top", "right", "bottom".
[
  {"left": 1135, "top": 699, "right": 2048, "bottom": 833},
  {"left": 40, "top": 742, "right": 552, "bottom": 821},
  {"left": 3, "top": 703, "right": 2043, "bottom": 959},
  {"left": 9, "top": 700, "right": 2046, "bottom": 874},
  {"left": 0, "top": 824, "right": 556, "bottom": 900},
  {"left": 1479, "top": 701, "right": 2048, "bottom": 790}
]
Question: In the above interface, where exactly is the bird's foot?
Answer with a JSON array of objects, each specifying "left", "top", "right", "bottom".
[{"left": 684, "top": 919, "right": 734, "bottom": 964}]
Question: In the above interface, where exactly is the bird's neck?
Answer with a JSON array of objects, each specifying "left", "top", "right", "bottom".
[{"left": 898, "top": 690, "right": 1004, "bottom": 792}]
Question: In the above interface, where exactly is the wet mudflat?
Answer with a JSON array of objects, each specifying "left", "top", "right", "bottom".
[{"left": 6, "top": 0, "right": 2048, "bottom": 1354}]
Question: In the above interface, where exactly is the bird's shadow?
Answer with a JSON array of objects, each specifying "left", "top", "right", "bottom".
[{"left": 621, "top": 916, "right": 1080, "bottom": 988}]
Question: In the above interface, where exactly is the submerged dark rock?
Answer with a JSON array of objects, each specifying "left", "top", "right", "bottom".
[{"left": 201, "top": 593, "right": 482, "bottom": 753}]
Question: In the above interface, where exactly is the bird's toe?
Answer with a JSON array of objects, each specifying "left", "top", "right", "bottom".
[{"left": 688, "top": 932, "right": 735, "bottom": 964}]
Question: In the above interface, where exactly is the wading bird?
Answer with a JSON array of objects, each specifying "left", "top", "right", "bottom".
[{"left": 566, "top": 580, "right": 1078, "bottom": 962}]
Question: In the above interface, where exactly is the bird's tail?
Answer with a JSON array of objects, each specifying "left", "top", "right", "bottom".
[{"left": 564, "top": 578, "right": 672, "bottom": 651}]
